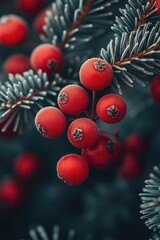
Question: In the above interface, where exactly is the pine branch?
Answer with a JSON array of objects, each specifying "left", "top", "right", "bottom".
[
  {"left": 140, "top": 165, "right": 160, "bottom": 234},
  {"left": 101, "top": 22, "right": 160, "bottom": 94},
  {"left": 111, "top": 0, "right": 158, "bottom": 35},
  {"left": 44, "top": 0, "right": 118, "bottom": 54},
  {"left": 0, "top": 70, "right": 65, "bottom": 134}
]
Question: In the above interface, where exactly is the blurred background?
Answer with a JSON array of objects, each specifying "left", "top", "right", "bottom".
[{"left": 0, "top": 0, "right": 159, "bottom": 239}]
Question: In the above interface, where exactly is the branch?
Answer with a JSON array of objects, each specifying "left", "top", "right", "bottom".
[
  {"left": 0, "top": 70, "right": 65, "bottom": 134},
  {"left": 111, "top": 0, "right": 158, "bottom": 35},
  {"left": 44, "top": 0, "right": 118, "bottom": 54},
  {"left": 101, "top": 22, "right": 160, "bottom": 94}
]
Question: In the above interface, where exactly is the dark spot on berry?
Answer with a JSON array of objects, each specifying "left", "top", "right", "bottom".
[
  {"left": 47, "top": 59, "right": 58, "bottom": 69},
  {"left": 72, "top": 128, "right": 84, "bottom": 141},
  {"left": 37, "top": 124, "right": 47, "bottom": 136},
  {"left": 94, "top": 61, "right": 106, "bottom": 72},
  {"left": 107, "top": 105, "right": 120, "bottom": 118},
  {"left": 106, "top": 140, "right": 115, "bottom": 153},
  {"left": 59, "top": 92, "right": 68, "bottom": 104}
]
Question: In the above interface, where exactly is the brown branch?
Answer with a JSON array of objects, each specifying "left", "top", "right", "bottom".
[
  {"left": 134, "top": 0, "right": 155, "bottom": 31},
  {"left": 58, "top": 0, "right": 95, "bottom": 50},
  {"left": 113, "top": 42, "right": 160, "bottom": 67}
]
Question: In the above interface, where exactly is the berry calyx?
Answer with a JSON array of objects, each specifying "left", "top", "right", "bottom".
[
  {"left": 30, "top": 44, "right": 64, "bottom": 75},
  {"left": 67, "top": 118, "right": 99, "bottom": 148},
  {"left": 151, "top": 75, "right": 160, "bottom": 103},
  {"left": 79, "top": 58, "right": 113, "bottom": 90},
  {"left": 85, "top": 135, "right": 114, "bottom": 167},
  {"left": 57, "top": 85, "right": 89, "bottom": 115},
  {"left": 35, "top": 107, "right": 67, "bottom": 139},
  {"left": 3, "top": 54, "right": 31, "bottom": 75},
  {"left": 57, "top": 154, "right": 89, "bottom": 185},
  {"left": 96, "top": 94, "right": 127, "bottom": 124},
  {"left": 0, "top": 15, "right": 28, "bottom": 46}
]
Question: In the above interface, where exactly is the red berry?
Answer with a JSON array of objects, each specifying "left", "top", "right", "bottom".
[
  {"left": 79, "top": 58, "right": 113, "bottom": 90},
  {"left": 17, "top": 0, "right": 47, "bottom": 16},
  {"left": 57, "top": 154, "right": 89, "bottom": 185},
  {"left": 67, "top": 118, "right": 99, "bottom": 149},
  {"left": 119, "top": 154, "right": 143, "bottom": 180},
  {"left": 35, "top": 107, "right": 67, "bottom": 139},
  {"left": 112, "top": 141, "right": 124, "bottom": 164},
  {"left": 85, "top": 135, "right": 114, "bottom": 167},
  {"left": 151, "top": 75, "right": 160, "bottom": 103},
  {"left": 0, "top": 15, "right": 28, "bottom": 46},
  {"left": 156, "top": 0, "right": 160, "bottom": 15},
  {"left": 124, "top": 134, "right": 147, "bottom": 157},
  {"left": 34, "top": 7, "right": 53, "bottom": 36},
  {"left": 31, "top": 44, "right": 64, "bottom": 75},
  {"left": 57, "top": 85, "right": 89, "bottom": 115},
  {"left": 15, "top": 154, "right": 40, "bottom": 181},
  {"left": 0, "top": 180, "right": 24, "bottom": 207},
  {"left": 3, "top": 54, "right": 31, "bottom": 75},
  {"left": 96, "top": 94, "right": 127, "bottom": 124}
]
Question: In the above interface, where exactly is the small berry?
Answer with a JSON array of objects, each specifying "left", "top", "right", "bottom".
[
  {"left": 85, "top": 135, "right": 114, "bottom": 167},
  {"left": 151, "top": 75, "right": 160, "bottom": 103},
  {"left": 57, "top": 154, "right": 89, "bottom": 185},
  {"left": 79, "top": 58, "right": 113, "bottom": 90},
  {"left": 0, "top": 15, "right": 28, "bottom": 46},
  {"left": 112, "top": 141, "right": 124, "bottom": 164},
  {"left": 57, "top": 85, "right": 89, "bottom": 115},
  {"left": 34, "top": 7, "right": 53, "bottom": 36},
  {"left": 119, "top": 154, "right": 143, "bottom": 180},
  {"left": 0, "top": 180, "right": 24, "bottom": 207},
  {"left": 15, "top": 154, "right": 41, "bottom": 181},
  {"left": 3, "top": 54, "right": 31, "bottom": 75},
  {"left": 31, "top": 44, "right": 64, "bottom": 75},
  {"left": 96, "top": 94, "right": 127, "bottom": 124},
  {"left": 35, "top": 107, "right": 67, "bottom": 139},
  {"left": 156, "top": 0, "right": 160, "bottom": 15},
  {"left": 17, "top": 0, "right": 47, "bottom": 16},
  {"left": 67, "top": 118, "right": 99, "bottom": 148},
  {"left": 124, "top": 134, "right": 147, "bottom": 157}
]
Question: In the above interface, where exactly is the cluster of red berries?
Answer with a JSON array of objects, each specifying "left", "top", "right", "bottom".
[
  {"left": 118, "top": 134, "right": 148, "bottom": 180},
  {"left": 0, "top": 0, "right": 63, "bottom": 77},
  {"left": 0, "top": 153, "right": 41, "bottom": 207},
  {"left": 35, "top": 58, "right": 127, "bottom": 185}
]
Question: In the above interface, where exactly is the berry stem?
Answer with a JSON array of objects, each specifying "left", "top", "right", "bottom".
[
  {"left": 84, "top": 110, "right": 91, "bottom": 119},
  {"left": 91, "top": 90, "right": 96, "bottom": 120}
]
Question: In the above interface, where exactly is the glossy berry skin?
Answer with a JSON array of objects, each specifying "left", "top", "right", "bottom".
[
  {"left": 0, "top": 180, "right": 24, "bottom": 207},
  {"left": 57, "top": 85, "right": 89, "bottom": 115},
  {"left": 0, "top": 15, "right": 28, "bottom": 46},
  {"left": 31, "top": 44, "right": 64, "bottom": 75},
  {"left": 4, "top": 54, "right": 31, "bottom": 75},
  {"left": 15, "top": 154, "right": 40, "bottom": 181},
  {"left": 18, "top": 0, "right": 47, "bottom": 16},
  {"left": 156, "top": 0, "right": 160, "bottom": 15},
  {"left": 96, "top": 94, "right": 127, "bottom": 124},
  {"left": 79, "top": 58, "right": 113, "bottom": 90},
  {"left": 119, "top": 154, "right": 143, "bottom": 180},
  {"left": 57, "top": 154, "right": 89, "bottom": 185},
  {"left": 85, "top": 135, "right": 114, "bottom": 167},
  {"left": 35, "top": 107, "right": 67, "bottom": 139},
  {"left": 151, "top": 75, "right": 160, "bottom": 103},
  {"left": 124, "top": 134, "right": 147, "bottom": 157},
  {"left": 67, "top": 118, "right": 99, "bottom": 149}
]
